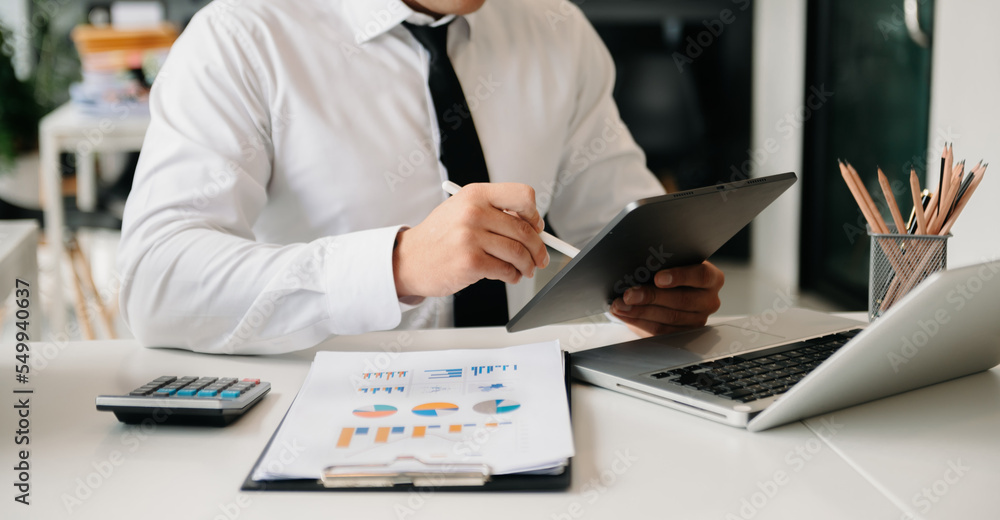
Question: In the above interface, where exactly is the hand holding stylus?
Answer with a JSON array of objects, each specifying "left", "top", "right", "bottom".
[
  {"left": 392, "top": 182, "right": 550, "bottom": 298},
  {"left": 441, "top": 181, "right": 580, "bottom": 258}
]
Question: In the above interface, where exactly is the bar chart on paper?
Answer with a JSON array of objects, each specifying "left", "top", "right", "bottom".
[
  {"left": 470, "top": 364, "right": 518, "bottom": 376},
  {"left": 335, "top": 422, "right": 513, "bottom": 449}
]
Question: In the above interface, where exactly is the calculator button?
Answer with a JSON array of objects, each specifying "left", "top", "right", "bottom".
[
  {"left": 197, "top": 389, "right": 219, "bottom": 397},
  {"left": 176, "top": 388, "right": 198, "bottom": 397},
  {"left": 155, "top": 388, "right": 177, "bottom": 395},
  {"left": 220, "top": 390, "right": 242, "bottom": 399},
  {"left": 242, "top": 378, "right": 260, "bottom": 385},
  {"left": 152, "top": 376, "right": 177, "bottom": 384}
]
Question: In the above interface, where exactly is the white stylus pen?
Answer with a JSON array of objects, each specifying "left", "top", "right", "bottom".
[{"left": 441, "top": 181, "right": 580, "bottom": 259}]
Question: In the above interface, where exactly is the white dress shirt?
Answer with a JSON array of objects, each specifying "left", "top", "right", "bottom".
[{"left": 117, "top": 0, "right": 665, "bottom": 354}]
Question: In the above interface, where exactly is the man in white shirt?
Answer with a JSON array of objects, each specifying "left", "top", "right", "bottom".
[{"left": 117, "top": 0, "right": 724, "bottom": 354}]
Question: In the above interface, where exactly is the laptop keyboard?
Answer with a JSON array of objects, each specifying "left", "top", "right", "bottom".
[{"left": 648, "top": 329, "right": 863, "bottom": 403}]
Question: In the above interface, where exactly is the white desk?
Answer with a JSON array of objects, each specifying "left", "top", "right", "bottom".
[
  {"left": 0, "top": 220, "right": 40, "bottom": 340},
  {"left": 2, "top": 322, "right": 994, "bottom": 520},
  {"left": 38, "top": 102, "right": 150, "bottom": 333}
]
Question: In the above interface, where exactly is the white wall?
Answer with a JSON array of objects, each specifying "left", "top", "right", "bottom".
[
  {"left": 926, "top": 0, "right": 1000, "bottom": 267},
  {"left": 750, "top": 0, "right": 807, "bottom": 289}
]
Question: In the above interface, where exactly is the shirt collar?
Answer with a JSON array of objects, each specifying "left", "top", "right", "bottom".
[{"left": 344, "top": 0, "right": 473, "bottom": 45}]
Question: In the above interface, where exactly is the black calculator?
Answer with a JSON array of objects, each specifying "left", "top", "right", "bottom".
[{"left": 96, "top": 376, "right": 271, "bottom": 426}]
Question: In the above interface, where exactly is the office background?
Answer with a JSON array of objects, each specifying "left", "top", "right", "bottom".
[{"left": 0, "top": 0, "right": 997, "bottom": 341}]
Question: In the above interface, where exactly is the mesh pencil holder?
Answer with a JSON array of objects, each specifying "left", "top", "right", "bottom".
[{"left": 869, "top": 225, "right": 950, "bottom": 321}]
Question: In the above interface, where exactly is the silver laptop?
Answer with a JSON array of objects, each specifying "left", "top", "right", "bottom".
[{"left": 572, "top": 260, "right": 1000, "bottom": 431}]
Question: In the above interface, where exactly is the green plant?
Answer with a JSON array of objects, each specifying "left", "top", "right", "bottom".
[{"left": 0, "top": 21, "right": 41, "bottom": 172}]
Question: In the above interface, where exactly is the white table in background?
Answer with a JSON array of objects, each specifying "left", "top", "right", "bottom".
[
  {"left": 38, "top": 102, "right": 150, "bottom": 334},
  {"left": 0, "top": 219, "right": 40, "bottom": 340},
  {"left": 5, "top": 319, "right": 988, "bottom": 520}
]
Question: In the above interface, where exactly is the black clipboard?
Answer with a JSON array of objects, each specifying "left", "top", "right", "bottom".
[{"left": 241, "top": 351, "right": 573, "bottom": 492}]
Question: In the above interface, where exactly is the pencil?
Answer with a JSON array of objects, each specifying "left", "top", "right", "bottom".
[
  {"left": 932, "top": 159, "right": 965, "bottom": 233},
  {"left": 878, "top": 167, "right": 907, "bottom": 233},
  {"left": 846, "top": 162, "right": 889, "bottom": 233},
  {"left": 946, "top": 162, "right": 979, "bottom": 223},
  {"left": 909, "top": 170, "right": 928, "bottom": 235},
  {"left": 937, "top": 145, "right": 946, "bottom": 216},
  {"left": 921, "top": 188, "right": 938, "bottom": 230},
  {"left": 940, "top": 165, "right": 987, "bottom": 235},
  {"left": 945, "top": 144, "right": 954, "bottom": 205},
  {"left": 839, "top": 160, "right": 884, "bottom": 233},
  {"left": 908, "top": 190, "right": 930, "bottom": 234}
]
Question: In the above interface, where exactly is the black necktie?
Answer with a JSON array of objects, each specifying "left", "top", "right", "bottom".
[{"left": 404, "top": 21, "right": 509, "bottom": 327}]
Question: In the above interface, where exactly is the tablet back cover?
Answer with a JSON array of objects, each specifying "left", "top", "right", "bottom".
[{"left": 507, "top": 173, "right": 797, "bottom": 332}]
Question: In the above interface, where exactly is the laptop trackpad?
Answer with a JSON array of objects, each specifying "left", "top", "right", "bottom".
[{"left": 573, "top": 323, "right": 786, "bottom": 373}]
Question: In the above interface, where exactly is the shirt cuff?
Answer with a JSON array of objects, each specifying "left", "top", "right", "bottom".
[{"left": 322, "top": 225, "right": 407, "bottom": 335}]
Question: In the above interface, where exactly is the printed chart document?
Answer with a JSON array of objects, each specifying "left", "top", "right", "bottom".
[{"left": 252, "top": 341, "right": 572, "bottom": 481}]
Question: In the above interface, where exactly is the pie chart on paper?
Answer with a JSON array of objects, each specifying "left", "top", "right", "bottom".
[
  {"left": 352, "top": 405, "right": 397, "bottom": 418},
  {"left": 473, "top": 399, "right": 521, "bottom": 414},
  {"left": 411, "top": 402, "right": 459, "bottom": 417}
]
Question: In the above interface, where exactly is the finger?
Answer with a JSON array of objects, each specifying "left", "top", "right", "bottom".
[
  {"left": 655, "top": 261, "right": 725, "bottom": 290},
  {"left": 470, "top": 251, "right": 523, "bottom": 285},
  {"left": 466, "top": 183, "right": 544, "bottom": 232},
  {"left": 623, "top": 285, "right": 721, "bottom": 314},
  {"left": 610, "top": 312, "right": 701, "bottom": 337},
  {"left": 611, "top": 298, "right": 710, "bottom": 328},
  {"left": 486, "top": 210, "right": 549, "bottom": 269},
  {"left": 479, "top": 232, "right": 539, "bottom": 279}
]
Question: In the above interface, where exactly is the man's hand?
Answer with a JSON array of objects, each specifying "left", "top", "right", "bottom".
[
  {"left": 610, "top": 261, "right": 724, "bottom": 337},
  {"left": 393, "top": 183, "right": 550, "bottom": 298}
]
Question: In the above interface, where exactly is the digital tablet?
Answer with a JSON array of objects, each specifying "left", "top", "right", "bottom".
[{"left": 506, "top": 172, "right": 797, "bottom": 332}]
